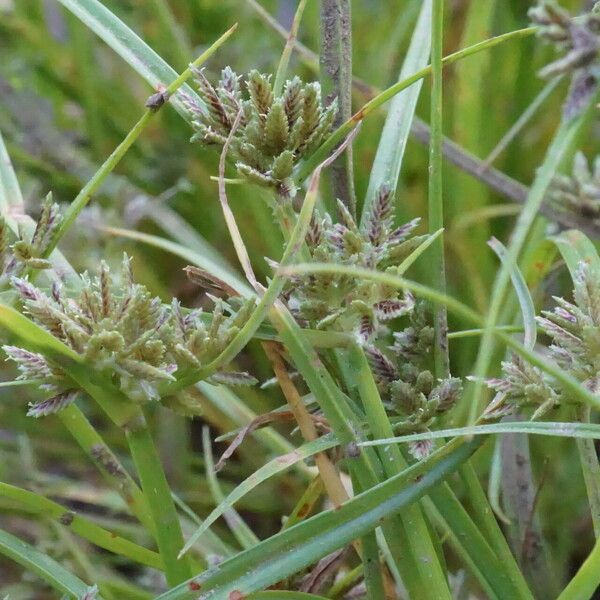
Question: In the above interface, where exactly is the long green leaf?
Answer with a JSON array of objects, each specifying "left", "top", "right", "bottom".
[
  {"left": 488, "top": 236, "right": 537, "bottom": 350},
  {"left": 180, "top": 436, "right": 333, "bottom": 556},
  {"left": 0, "top": 527, "right": 100, "bottom": 598},
  {"left": 466, "top": 86, "right": 600, "bottom": 424},
  {"left": 281, "top": 262, "right": 600, "bottom": 412},
  {"left": 551, "top": 229, "right": 600, "bottom": 539},
  {"left": 0, "top": 482, "right": 162, "bottom": 569},
  {"left": 297, "top": 26, "right": 536, "bottom": 182},
  {"left": 182, "top": 416, "right": 600, "bottom": 585},
  {"left": 157, "top": 439, "right": 480, "bottom": 600},
  {"left": 361, "top": 0, "right": 431, "bottom": 222},
  {"left": 551, "top": 229, "right": 600, "bottom": 279}
]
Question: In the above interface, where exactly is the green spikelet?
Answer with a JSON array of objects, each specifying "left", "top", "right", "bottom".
[
  {"left": 263, "top": 100, "right": 289, "bottom": 156},
  {"left": 271, "top": 150, "right": 295, "bottom": 180},
  {"left": 190, "top": 69, "right": 337, "bottom": 197},
  {"left": 237, "top": 163, "right": 275, "bottom": 186},
  {"left": 282, "top": 77, "right": 304, "bottom": 126},
  {"left": 299, "top": 83, "right": 321, "bottom": 148},
  {"left": 305, "top": 99, "right": 338, "bottom": 154},
  {"left": 247, "top": 70, "right": 273, "bottom": 116}
]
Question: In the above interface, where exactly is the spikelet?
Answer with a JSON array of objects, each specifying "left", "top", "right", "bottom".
[{"left": 190, "top": 69, "right": 337, "bottom": 198}]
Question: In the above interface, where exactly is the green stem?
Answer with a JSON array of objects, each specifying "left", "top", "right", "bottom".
[
  {"left": 349, "top": 345, "right": 452, "bottom": 599},
  {"left": 459, "top": 462, "right": 537, "bottom": 599},
  {"left": 350, "top": 474, "right": 386, "bottom": 600},
  {"left": 273, "top": 0, "right": 308, "bottom": 96},
  {"left": 576, "top": 405, "right": 600, "bottom": 539},
  {"left": 296, "top": 26, "right": 536, "bottom": 182},
  {"left": 126, "top": 409, "right": 192, "bottom": 586},
  {"left": 427, "top": 483, "right": 532, "bottom": 599},
  {"left": 0, "top": 481, "right": 162, "bottom": 569},
  {"left": 58, "top": 404, "right": 155, "bottom": 534}
]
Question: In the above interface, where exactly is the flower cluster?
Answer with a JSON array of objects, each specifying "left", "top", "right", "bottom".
[
  {"left": 284, "top": 186, "right": 421, "bottom": 343},
  {"left": 0, "top": 192, "right": 61, "bottom": 283},
  {"left": 547, "top": 151, "right": 600, "bottom": 223},
  {"left": 484, "top": 261, "right": 600, "bottom": 419},
  {"left": 4, "top": 255, "right": 256, "bottom": 416},
  {"left": 529, "top": 0, "right": 600, "bottom": 118},
  {"left": 365, "top": 303, "right": 462, "bottom": 455},
  {"left": 186, "top": 68, "right": 337, "bottom": 199}
]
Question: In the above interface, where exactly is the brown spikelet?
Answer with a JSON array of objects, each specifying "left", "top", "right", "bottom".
[
  {"left": 364, "top": 345, "right": 398, "bottom": 384},
  {"left": 99, "top": 261, "right": 111, "bottom": 317},
  {"left": 247, "top": 70, "right": 274, "bottom": 116},
  {"left": 193, "top": 67, "right": 231, "bottom": 129}
]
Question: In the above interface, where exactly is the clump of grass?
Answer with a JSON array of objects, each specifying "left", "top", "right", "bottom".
[{"left": 2, "top": 0, "right": 600, "bottom": 599}]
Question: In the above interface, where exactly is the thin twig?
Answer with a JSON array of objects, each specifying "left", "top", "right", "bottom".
[{"left": 262, "top": 342, "right": 349, "bottom": 508}]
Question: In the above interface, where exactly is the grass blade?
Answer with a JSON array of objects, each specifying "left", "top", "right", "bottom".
[
  {"left": 0, "top": 527, "right": 99, "bottom": 598},
  {"left": 156, "top": 439, "right": 480, "bottom": 600},
  {"left": 296, "top": 26, "right": 536, "bottom": 182},
  {"left": 362, "top": 0, "right": 431, "bottom": 224},
  {"left": 466, "top": 88, "right": 600, "bottom": 424},
  {"left": 0, "top": 482, "right": 162, "bottom": 569},
  {"left": 488, "top": 236, "right": 537, "bottom": 350},
  {"left": 551, "top": 230, "right": 600, "bottom": 539},
  {"left": 279, "top": 262, "right": 600, "bottom": 412}
]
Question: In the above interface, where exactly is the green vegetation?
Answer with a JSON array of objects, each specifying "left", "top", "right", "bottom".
[{"left": 1, "top": 0, "right": 600, "bottom": 598}]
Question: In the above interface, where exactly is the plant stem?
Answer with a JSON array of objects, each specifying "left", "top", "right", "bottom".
[
  {"left": 428, "top": 0, "right": 449, "bottom": 379},
  {"left": 320, "top": 0, "right": 356, "bottom": 216},
  {"left": 126, "top": 409, "right": 192, "bottom": 586},
  {"left": 297, "top": 26, "right": 537, "bottom": 182},
  {"left": 273, "top": 0, "right": 308, "bottom": 96},
  {"left": 0, "top": 481, "right": 162, "bottom": 569},
  {"left": 58, "top": 404, "right": 155, "bottom": 534},
  {"left": 349, "top": 345, "right": 452, "bottom": 599},
  {"left": 575, "top": 405, "right": 600, "bottom": 539}
]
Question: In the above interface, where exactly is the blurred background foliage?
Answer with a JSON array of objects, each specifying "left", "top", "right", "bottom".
[{"left": 0, "top": 0, "right": 598, "bottom": 597}]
